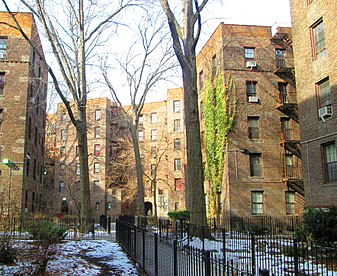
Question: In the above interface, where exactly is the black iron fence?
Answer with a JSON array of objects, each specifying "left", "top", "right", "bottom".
[
  {"left": 0, "top": 215, "right": 115, "bottom": 241},
  {"left": 116, "top": 217, "right": 337, "bottom": 276}
]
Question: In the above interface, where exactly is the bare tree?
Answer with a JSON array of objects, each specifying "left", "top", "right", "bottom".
[
  {"left": 1, "top": 0, "right": 134, "bottom": 225},
  {"left": 101, "top": 12, "right": 177, "bottom": 216},
  {"left": 159, "top": 0, "right": 211, "bottom": 236}
]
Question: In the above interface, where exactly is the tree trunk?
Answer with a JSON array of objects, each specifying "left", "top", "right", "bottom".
[
  {"left": 77, "top": 116, "right": 91, "bottom": 226},
  {"left": 130, "top": 124, "right": 145, "bottom": 216},
  {"left": 182, "top": 56, "right": 210, "bottom": 237}
]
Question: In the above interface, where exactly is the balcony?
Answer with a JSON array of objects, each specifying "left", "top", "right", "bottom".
[
  {"left": 279, "top": 129, "right": 301, "bottom": 159},
  {"left": 274, "top": 57, "right": 295, "bottom": 85},
  {"left": 277, "top": 92, "right": 299, "bottom": 123}
]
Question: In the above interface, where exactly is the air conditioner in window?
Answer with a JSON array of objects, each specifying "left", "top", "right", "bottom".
[
  {"left": 0, "top": 53, "right": 4, "bottom": 59},
  {"left": 248, "top": 96, "right": 259, "bottom": 103},
  {"left": 319, "top": 106, "right": 333, "bottom": 121},
  {"left": 246, "top": 60, "right": 257, "bottom": 68}
]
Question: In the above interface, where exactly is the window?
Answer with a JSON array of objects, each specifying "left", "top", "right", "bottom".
[
  {"left": 174, "top": 138, "right": 181, "bottom": 150},
  {"left": 317, "top": 78, "right": 331, "bottom": 107},
  {"left": 173, "top": 100, "right": 181, "bottom": 113},
  {"left": 252, "top": 191, "right": 263, "bottom": 215},
  {"left": 151, "top": 164, "right": 156, "bottom": 177},
  {"left": 174, "top": 158, "right": 182, "bottom": 171},
  {"left": 199, "top": 70, "right": 204, "bottom": 89},
  {"left": 60, "top": 146, "right": 65, "bottom": 156},
  {"left": 94, "top": 127, "right": 101, "bottom": 138},
  {"left": 174, "top": 119, "right": 181, "bottom": 132},
  {"left": 246, "top": 81, "right": 257, "bottom": 97},
  {"left": 93, "top": 180, "right": 99, "bottom": 192},
  {"left": 26, "top": 154, "right": 30, "bottom": 177},
  {"left": 34, "top": 126, "right": 38, "bottom": 146},
  {"left": 94, "top": 162, "right": 100, "bottom": 174},
  {"left": 76, "top": 146, "right": 79, "bottom": 157},
  {"left": 28, "top": 117, "right": 32, "bottom": 140},
  {"left": 151, "top": 112, "right": 157, "bottom": 123},
  {"left": 33, "top": 158, "right": 36, "bottom": 180},
  {"left": 244, "top": 47, "right": 255, "bottom": 59},
  {"left": 61, "top": 129, "right": 66, "bottom": 141},
  {"left": 138, "top": 115, "right": 143, "bottom": 125},
  {"left": 311, "top": 19, "right": 326, "bottom": 59},
  {"left": 250, "top": 153, "right": 262, "bottom": 177},
  {"left": 285, "top": 192, "right": 295, "bottom": 215},
  {"left": 107, "top": 202, "right": 111, "bottom": 210},
  {"left": 0, "top": 73, "right": 4, "bottom": 95},
  {"left": 278, "top": 82, "right": 288, "bottom": 103},
  {"left": 281, "top": 118, "right": 291, "bottom": 140},
  {"left": 94, "top": 144, "right": 101, "bottom": 157},
  {"left": 60, "top": 164, "right": 65, "bottom": 174},
  {"left": 248, "top": 117, "right": 259, "bottom": 139},
  {"left": 175, "top": 178, "right": 183, "bottom": 191},
  {"left": 158, "top": 189, "right": 164, "bottom": 207},
  {"left": 95, "top": 109, "right": 101, "bottom": 121},
  {"left": 0, "top": 38, "right": 7, "bottom": 58},
  {"left": 285, "top": 154, "right": 293, "bottom": 178},
  {"left": 61, "top": 113, "right": 67, "bottom": 122},
  {"left": 76, "top": 163, "right": 80, "bottom": 175},
  {"left": 59, "top": 181, "right": 65, "bottom": 193},
  {"left": 175, "top": 202, "right": 180, "bottom": 210},
  {"left": 95, "top": 202, "right": 100, "bottom": 210},
  {"left": 275, "top": 49, "right": 285, "bottom": 67},
  {"left": 322, "top": 142, "right": 337, "bottom": 182},
  {"left": 138, "top": 130, "right": 144, "bottom": 141},
  {"left": 211, "top": 55, "right": 217, "bottom": 77},
  {"left": 151, "top": 129, "right": 157, "bottom": 141},
  {"left": 151, "top": 146, "right": 157, "bottom": 157}
]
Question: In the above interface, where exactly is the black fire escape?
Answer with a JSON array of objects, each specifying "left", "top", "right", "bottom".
[{"left": 272, "top": 29, "right": 304, "bottom": 196}]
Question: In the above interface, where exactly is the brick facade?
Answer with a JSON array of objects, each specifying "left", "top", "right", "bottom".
[
  {"left": 290, "top": 0, "right": 337, "bottom": 207},
  {"left": 0, "top": 12, "right": 48, "bottom": 215},
  {"left": 196, "top": 23, "right": 304, "bottom": 218}
]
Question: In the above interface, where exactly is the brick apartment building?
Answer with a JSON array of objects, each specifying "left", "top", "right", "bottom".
[
  {"left": 0, "top": 12, "right": 48, "bottom": 215},
  {"left": 196, "top": 23, "right": 304, "bottom": 218},
  {"left": 290, "top": 0, "right": 337, "bottom": 208},
  {"left": 138, "top": 88, "right": 186, "bottom": 217},
  {"left": 46, "top": 98, "right": 123, "bottom": 220},
  {"left": 46, "top": 89, "right": 187, "bottom": 219}
]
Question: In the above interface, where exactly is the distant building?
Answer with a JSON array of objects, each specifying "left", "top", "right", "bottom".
[
  {"left": 290, "top": 0, "right": 337, "bottom": 207},
  {"left": 138, "top": 88, "right": 186, "bottom": 217},
  {"left": 46, "top": 98, "right": 122, "bottom": 220},
  {"left": 196, "top": 23, "right": 304, "bottom": 218},
  {"left": 0, "top": 12, "right": 48, "bottom": 215}
]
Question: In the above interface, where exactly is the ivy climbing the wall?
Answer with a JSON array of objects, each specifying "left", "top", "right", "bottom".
[{"left": 203, "top": 73, "right": 236, "bottom": 222}]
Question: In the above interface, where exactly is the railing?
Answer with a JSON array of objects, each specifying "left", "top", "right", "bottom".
[{"left": 117, "top": 218, "right": 337, "bottom": 276}]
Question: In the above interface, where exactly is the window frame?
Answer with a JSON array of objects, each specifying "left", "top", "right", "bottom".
[
  {"left": 173, "top": 119, "right": 181, "bottom": 132},
  {"left": 173, "top": 100, "right": 181, "bottom": 113},
  {"left": 322, "top": 142, "right": 337, "bottom": 183},
  {"left": 94, "top": 162, "right": 100, "bottom": 174},
  {"left": 244, "top": 47, "right": 255, "bottom": 59},
  {"left": 61, "top": 129, "right": 67, "bottom": 141},
  {"left": 311, "top": 19, "right": 326, "bottom": 60},
  {"left": 59, "top": 181, "right": 65, "bottom": 193},
  {"left": 174, "top": 158, "right": 182, "bottom": 171},
  {"left": 151, "top": 129, "right": 157, "bottom": 141},
  {"left": 151, "top": 112, "right": 157, "bottom": 124},
  {"left": 174, "top": 138, "right": 181, "bottom": 150},
  {"left": 0, "top": 37, "right": 7, "bottom": 59},
  {"left": 0, "top": 72, "right": 5, "bottom": 95},
  {"left": 95, "top": 109, "right": 101, "bottom": 121},
  {"left": 248, "top": 116, "right": 260, "bottom": 139},
  {"left": 316, "top": 78, "right": 331, "bottom": 108},
  {"left": 94, "top": 144, "right": 101, "bottom": 157},
  {"left": 251, "top": 191, "right": 264, "bottom": 215},
  {"left": 138, "top": 130, "right": 144, "bottom": 142},
  {"left": 174, "top": 178, "right": 183, "bottom": 191},
  {"left": 285, "top": 191, "right": 295, "bottom": 215},
  {"left": 250, "top": 153, "right": 262, "bottom": 177},
  {"left": 246, "top": 81, "right": 257, "bottom": 97},
  {"left": 94, "top": 127, "right": 101, "bottom": 138}
]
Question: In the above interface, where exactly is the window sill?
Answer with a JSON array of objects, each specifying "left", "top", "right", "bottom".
[{"left": 322, "top": 182, "right": 337, "bottom": 187}]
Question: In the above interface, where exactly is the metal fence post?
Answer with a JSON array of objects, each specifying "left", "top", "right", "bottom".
[
  {"left": 204, "top": 250, "right": 211, "bottom": 276},
  {"left": 222, "top": 228, "right": 226, "bottom": 263},
  {"left": 92, "top": 219, "right": 95, "bottom": 239},
  {"left": 251, "top": 234, "right": 256, "bottom": 275},
  {"left": 154, "top": 233, "right": 158, "bottom": 276},
  {"left": 108, "top": 216, "right": 111, "bottom": 234},
  {"left": 142, "top": 228, "right": 146, "bottom": 273},
  {"left": 293, "top": 238, "right": 299, "bottom": 276},
  {"left": 173, "top": 239, "right": 178, "bottom": 276}
]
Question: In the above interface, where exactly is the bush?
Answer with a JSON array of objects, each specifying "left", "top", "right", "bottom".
[
  {"left": 0, "top": 244, "right": 17, "bottom": 265},
  {"left": 28, "top": 220, "right": 67, "bottom": 243},
  {"left": 299, "top": 207, "right": 337, "bottom": 245},
  {"left": 167, "top": 210, "right": 190, "bottom": 221}
]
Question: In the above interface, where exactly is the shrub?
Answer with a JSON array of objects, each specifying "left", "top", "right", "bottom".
[
  {"left": 167, "top": 210, "right": 190, "bottom": 221},
  {"left": 28, "top": 220, "right": 67, "bottom": 243},
  {"left": 299, "top": 207, "right": 337, "bottom": 245},
  {"left": 0, "top": 244, "right": 17, "bottom": 265}
]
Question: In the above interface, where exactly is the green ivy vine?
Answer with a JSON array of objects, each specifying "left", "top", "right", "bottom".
[{"left": 203, "top": 73, "right": 236, "bottom": 197}]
